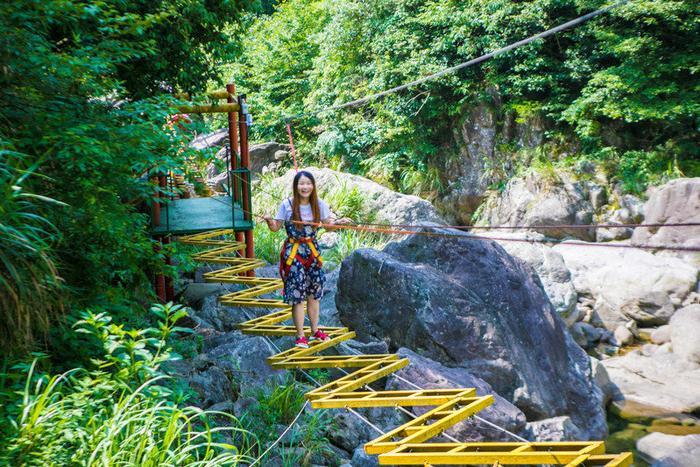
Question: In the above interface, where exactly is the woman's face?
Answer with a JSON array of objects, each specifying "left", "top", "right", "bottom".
[{"left": 296, "top": 175, "right": 314, "bottom": 198}]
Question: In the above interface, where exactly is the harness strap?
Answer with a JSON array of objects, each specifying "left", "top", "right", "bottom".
[{"left": 284, "top": 237, "right": 323, "bottom": 267}]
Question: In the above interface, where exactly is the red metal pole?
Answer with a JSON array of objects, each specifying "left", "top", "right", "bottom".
[
  {"left": 226, "top": 83, "right": 240, "bottom": 204},
  {"left": 239, "top": 95, "right": 255, "bottom": 277},
  {"left": 227, "top": 83, "right": 245, "bottom": 247}
]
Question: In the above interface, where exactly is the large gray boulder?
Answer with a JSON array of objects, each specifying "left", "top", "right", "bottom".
[
  {"left": 388, "top": 348, "right": 527, "bottom": 442},
  {"left": 632, "top": 178, "right": 700, "bottom": 265},
  {"left": 553, "top": 242, "right": 698, "bottom": 329},
  {"left": 637, "top": 432, "right": 700, "bottom": 467},
  {"left": 475, "top": 172, "right": 595, "bottom": 240},
  {"left": 336, "top": 230, "right": 607, "bottom": 439},
  {"left": 479, "top": 231, "right": 578, "bottom": 322},
  {"left": 670, "top": 304, "right": 700, "bottom": 363},
  {"left": 602, "top": 344, "right": 700, "bottom": 417},
  {"left": 268, "top": 167, "right": 444, "bottom": 225}
]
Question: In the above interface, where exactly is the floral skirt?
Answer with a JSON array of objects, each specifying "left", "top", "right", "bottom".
[{"left": 282, "top": 258, "right": 325, "bottom": 305}]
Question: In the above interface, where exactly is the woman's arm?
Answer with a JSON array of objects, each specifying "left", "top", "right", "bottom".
[{"left": 263, "top": 215, "right": 283, "bottom": 232}]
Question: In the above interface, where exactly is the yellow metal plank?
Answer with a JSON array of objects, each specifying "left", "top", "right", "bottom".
[
  {"left": 241, "top": 325, "right": 347, "bottom": 336},
  {"left": 267, "top": 331, "right": 356, "bottom": 365},
  {"left": 305, "top": 359, "right": 409, "bottom": 400},
  {"left": 271, "top": 354, "right": 398, "bottom": 369},
  {"left": 236, "top": 310, "right": 293, "bottom": 328},
  {"left": 311, "top": 388, "right": 477, "bottom": 409},
  {"left": 584, "top": 453, "right": 634, "bottom": 467},
  {"left": 377, "top": 442, "right": 606, "bottom": 465},
  {"left": 365, "top": 396, "right": 494, "bottom": 454},
  {"left": 220, "top": 297, "right": 288, "bottom": 308}
]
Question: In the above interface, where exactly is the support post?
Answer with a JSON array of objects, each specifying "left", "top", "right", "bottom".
[
  {"left": 227, "top": 83, "right": 245, "bottom": 246},
  {"left": 239, "top": 94, "right": 255, "bottom": 277}
]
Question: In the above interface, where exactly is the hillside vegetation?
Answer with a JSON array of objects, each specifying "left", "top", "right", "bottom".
[{"left": 232, "top": 0, "right": 698, "bottom": 195}]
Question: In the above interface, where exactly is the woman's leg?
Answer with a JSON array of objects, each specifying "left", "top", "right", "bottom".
[
  {"left": 307, "top": 296, "right": 320, "bottom": 333},
  {"left": 292, "top": 302, "right": 306, "bottom": 338}
]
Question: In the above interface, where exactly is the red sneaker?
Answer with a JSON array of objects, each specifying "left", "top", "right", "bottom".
[
  {"left": 310, "top": 330, "right": 330, "bottom": 342},
  {"left": 295, "top": 336, "right": 309, "bottom": 349}
]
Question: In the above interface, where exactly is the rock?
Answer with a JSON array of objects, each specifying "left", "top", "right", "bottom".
[
  {"left": 631, "top": 178, "right": 700, "bottom": 265},
  {"left": 249, "top": 142, "right": 292, "bottom": 174},
  {"left": 595, "top": 193, "right": 643, "bottom": 242},
  {"left": 475, "top": 172, "right": 595, "bottom": 240},
  {"left": 189, "top": 128, "right": 229, "bottom": 151},
  {"left": 269, "top": 167, "right": 444, "bottom": 225},
  {"left": 190, "top": 294, "right": 253, "bottom": 331},
  {"left": 200, "top": 331, "right": 285, "bottom": 394},
  {"left": 637, "top": 432, "right": 700, "bottom": 466},
  {"left": 682, "top": 292, "right": 700, "bottom": 307},
  {"left": 436, "top": 94, "right": 548, "bottom": 223},
  {"left": 351, "top": 447, "right": 379, "bottom": 467},
  {"left": 571, "top": 322, "right": 589, "bottom": 348},
  {"left": 182, "top": 282, "right": 233, "bottom": 308},
  {"left": 651, "top": 325, "right": 672, "bottom": 344},
  {"left": 554, "top": 242, "right": 698, "bottom": 329},
  {"left": 614, "top": 325, "right": 635, "bottom": 346},
  {"left": 325, "top": 410, "right": 373, "bottom": 453},
  {"left": 388, "top": 348, "right": 527, "bottom": 442},
  {"left": 479, "top": 231, "right": 578, "bottom": 321},
  {"left": 589, "top": 184, "right": 607, "bottom": 210},
  {"left": 670, "top": 305, "right": 700, "bottom": 363},
  {"left": 338, "top": 339, "right": 389, "bottom": 356},
  {"left": 620, "top": 292, "right": 676, "bottom": 326},
  {"left": 590, "top": 357, "right": 615, "bottom": 405},
  {"left": 602, "top": 348, "right": 700, "bottom": 417},
  {"left": 187, "top": 365, "right": 234, "bottom": 408},
  {"left": 273, "top": 149, "right": 288, "bottom": 161},
  {"left": 337, "top": 230, "right": 607, "bottom": 438},
  {"left": 208, "top": 171, "right": 230, "bottom": 193},
  {"left": 524, "top": 416, "right": 585, "bottom": 442}
]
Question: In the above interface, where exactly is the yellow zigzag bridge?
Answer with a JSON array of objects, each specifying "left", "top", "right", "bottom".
[{"left": 182, "top": 229, "right": 633, "bottom": 466}]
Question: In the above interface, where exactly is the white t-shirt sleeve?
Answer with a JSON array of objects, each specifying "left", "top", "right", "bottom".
[
  {"left": 275, "top": 199, "right": 292, "bottom": 221},
  {"left": 319, "top": 199, "right": 331, "bottom": 221}
]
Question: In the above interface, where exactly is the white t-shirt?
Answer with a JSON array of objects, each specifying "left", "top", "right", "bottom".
[{"left": 275, "top": 198, "right": 331, "bottom": 222}]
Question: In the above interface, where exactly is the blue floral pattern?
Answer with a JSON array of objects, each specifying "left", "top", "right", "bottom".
[{"left": 280, "top": 220, "right": 325, "bottom": 305}]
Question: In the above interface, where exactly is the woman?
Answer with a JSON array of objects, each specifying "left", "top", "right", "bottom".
[{"left": 263, "top": 170, "right": 351, "bottom": 348}]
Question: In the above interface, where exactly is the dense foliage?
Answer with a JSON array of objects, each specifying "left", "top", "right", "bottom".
[
  {"left": 233, "top": 0, "right": 699, "bottom": 194},
  {"left": 0, "top": 303, "right": 255, "bottom": 465},
  {"left": 1, "top": 1, "right": 255, "bottom": 462},
  {"left": 0, "top": 0, "right": 253, "bottom": 354}
]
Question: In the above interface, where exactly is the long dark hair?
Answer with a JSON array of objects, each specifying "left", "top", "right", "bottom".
[{"left": 291, "top": 170, "right": 320, "bottom": 223}]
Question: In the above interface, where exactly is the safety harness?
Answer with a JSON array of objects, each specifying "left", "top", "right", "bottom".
[{"left": 278, "top": 235, "right": 323, "bottom": 280}]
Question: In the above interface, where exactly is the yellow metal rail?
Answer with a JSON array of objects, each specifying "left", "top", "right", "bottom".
[{"left": 181, "top": 229, "right": 633, "bottom": 466}]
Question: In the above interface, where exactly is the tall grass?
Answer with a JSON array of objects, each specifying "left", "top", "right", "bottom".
[
  {"left": 0, "top": 303, "right": 257, "bottom": 466},
  {"left": 0, "top": 149, "right": 66, "bottom": 353},
  {"left": 241, "top": 378, "right": 335, "bottom": 466}
]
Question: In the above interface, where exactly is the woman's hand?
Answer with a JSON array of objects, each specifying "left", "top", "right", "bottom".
[
  {"left": 334, "top": 217, "right": 354, "bottom": 225},
  {"left": 263, "top": 215, "right": 281, "bottom": 232}
]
